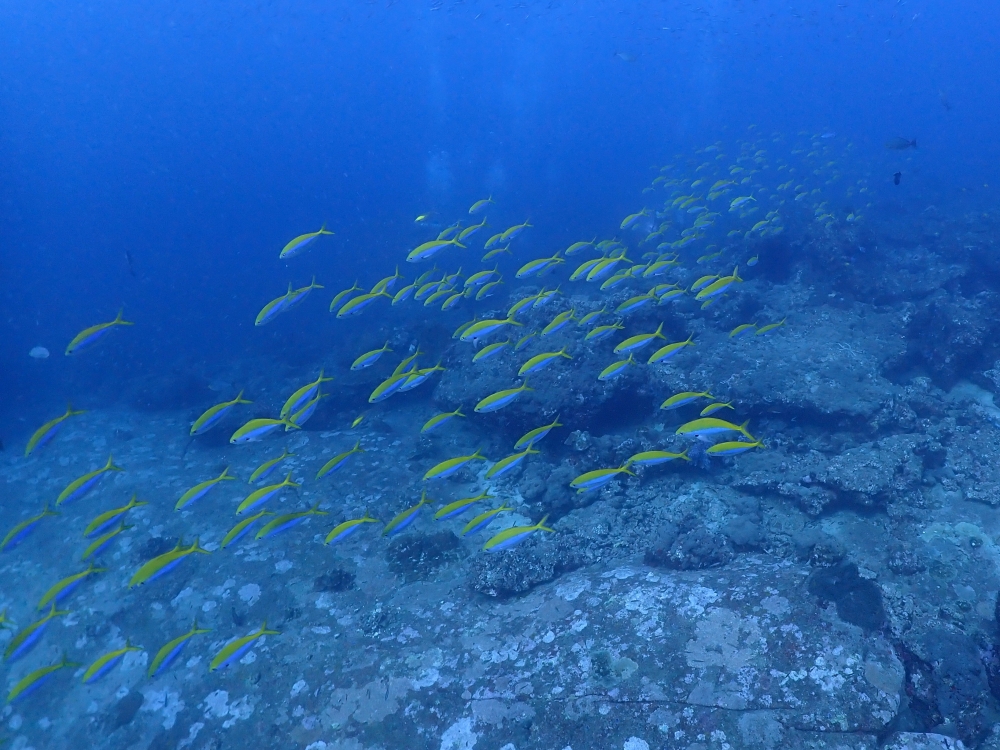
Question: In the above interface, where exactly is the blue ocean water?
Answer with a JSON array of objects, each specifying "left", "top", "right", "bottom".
[
  {"left": 2, "top": 0, "right": 996, "bottom": 428},
  {"left": 4, "top": 1, "right": 1000, "bottom": 748}
]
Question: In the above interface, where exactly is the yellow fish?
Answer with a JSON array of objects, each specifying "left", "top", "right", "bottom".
[
  {"left": 279, "top": 226, "right": 333, "bottom": 259},
  {"left": 65, "top": 309, "right": 133, "bottom": 355},
  {"left": 24, "top": 403, "right": 86, "bottom": 456}
]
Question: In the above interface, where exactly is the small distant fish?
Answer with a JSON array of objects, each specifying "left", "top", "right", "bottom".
[
  {"left": 28, "top": 346, "right": 49, "bottom": 359},
  {"left": 894, "top": 171, "right": 902, "bottom": 186},
  {"left": 614, "top": 51, "right": 637, "bottom": 62},
  {"left": 885, "top": 137, "right": 916, "bottom": 150}
]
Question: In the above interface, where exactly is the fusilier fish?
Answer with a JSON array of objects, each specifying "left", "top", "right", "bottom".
[
  {"left": 85, "top": 495, "right": 146, "bottom": 535},
  {"left": 472, "top": 340, "right": 510, "bottom": 363},
  {"left": 279, "top": 226, "right": 333, "bottom": 259},
  {"left": 128, "top": 539, "right": 209, "bottom": 588},
  {"left": 230, "top": 418, "right": 297, "bottom": 444},
  {"left": 598, "top": 354, "right": 635, "bottom": 381},
  {"left": 518, "top": 349, "right": 572, "bottom": 377},
  {"left": 483, "top": 515, "right": 554, "bottom": 551},
  {"left": 65, "top": 309, "right": 134, "bottom": 355},
  {"left": 249, "top": 451, "right": 293, "bottom": 484},
  {"left": 423, "top": 450, "right": 487, "bottom": 481},
  {"left": 461, "top": 504, "right": 511, "bottom": 536},
  {"left": 660, "top": 391, "right": 714, "bottom": 410},
  {"left": 706, "top": 439, "right": 765, "bottom": 456},
  {"left": 81, "top": 521, "right": 132, "bottom": 561},
  {"left": 175, "top": 468, "right": 235, "bottom": 511},
  {"left": 484, "top": 446, "right": 538, "bottom": 479},
  {"left": 324, "top": 513, "right": 379, "bottom": 545},
  {"left": 382, "top": 492, "right": 430, "bottom": 536},
  {"left": 236, "top": 473, "right": 299, "bottom": 514},
  {"left": 255, "top": 284, "right": 294, "bottom": 326},
  {"left": 6, "top": 654, "right": 77, "bottom": 703},
  {"left": 460, "top": 317, "right": 522, "bottom": 344},
  {"left": 210, "top": 622, "right": 279, "bottom": 671},
  {"left": 613, "top": 323, "right": 665, "bottom": 354},
  {"left": 570, "top": 466, "right": 634, "bottom": 493},
  {"left": 421, "top": 407, "right": 465, "bottom": 434},
  {"left": 675, "top": 418, "right": 754, "bottom": 441},
  {"left": 5, "top": 604, "right": 70, "bottom": 662},
  {"left": 475, "top": 382, "right": 533, "bottom": 413},
  {"left": 316, "top": 441, "right": 363, "bottom": 479},
  {"left": 647, "top": 334, "right": 694, "bottom": 364},
  {"left": 625, "top": 450, "right": 690, "bottom": 467},
  {"left": 255, "top": 503, "right": 328, "bottom": 540},
  {"left": 433, "top": 491, "right": 493, "bottom": 521},
  {"left": 336, "top": 291, "right": 391, "bottom": 318},
  {"left": 329, "top": 281, "right": 362, "bottom": 311},
  {"left": 468, "top": 196, "right": 495, "bottom": 214},
  {"left": 2, "top": 506, "right": 58, "bottom": 552},
  {"left": 56, "top": 455, "right": 123, "bottom": 506},
  {"left": 500, "top": 221, "right": 532, "bottom": 242},
  {"left": 24, "top": 404, "right": 86, "bottom": 457},
  {"left": 36, "top": 564, "right": 106, "bottom": 610},
  {"left": 190, "top": 391, "right": 252, "bottom": 436},
  {"left": 285, "top": 277, "right": 324, "bottom": 308},
  {"left": 406, "top": 239, "right": 465, "bottom": 263},
  {"left": 514, "top": 416, "right": 563, "bottom": 449},
  {"left": 220, "top": 511, "right": 273, "bottom": 549},
  {"left": 541, "top": 309, "right": 576, "bottom": 336},
  {"left": 82, "top": 641, "right": 142, "bottom": 684},
  {"left": 148, "top": 620, "right": 210, "bottom": 678}
]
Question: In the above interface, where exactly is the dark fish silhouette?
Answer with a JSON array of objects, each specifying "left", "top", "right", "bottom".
[
  {"left": 125, "top": 249, "right": 136, "bottom": 277},
  {"left": 893, "top": 172, "right": 902, "bottom": 186},
  {"left": 885, "top": 137, "right": 917, "bottom": 150}
]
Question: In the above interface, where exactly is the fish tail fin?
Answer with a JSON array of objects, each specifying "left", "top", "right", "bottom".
[
  {"left": 655, "top": 322, "right": 664, "bottom": 337},
  {"left": 235, "top": 389, "right": 253, "bottom": 405},
  {"left": 67, "top": 402, "right": 88, "bottom": 417},
  {"left": 282, "top": 418, "right": 301, "bottom": 431},
  {"left": 115, "top": 307, "right": 135, "bottom": 325},
  {"left": 455, "top": 407, "right": 466, "bottom": 418},
  {"left": 220, "top": 466, "right": 235, "bottom": 481},
  {"left": 191, "top": 537, "right": 211, "bottom": 554}
]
